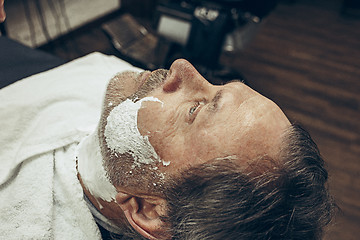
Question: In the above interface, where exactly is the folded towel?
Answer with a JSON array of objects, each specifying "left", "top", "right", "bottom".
[{"left": 0, "top": 52, "right": 141, "bottom": 239}]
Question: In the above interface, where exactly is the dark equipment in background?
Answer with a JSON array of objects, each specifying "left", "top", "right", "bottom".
[
  {"left": 103, "top": 0, "right": 277, "bottom": 84},
  {"left": 155, "top": 0, "right": 276, "bottom": 67},
  {"left": 154, "top": 0, "right": 277, "bottom": 84}
]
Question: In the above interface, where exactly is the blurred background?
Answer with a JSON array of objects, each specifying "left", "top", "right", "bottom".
[{"left": 1, "top": 0, "right": 359, "bottom": 239}]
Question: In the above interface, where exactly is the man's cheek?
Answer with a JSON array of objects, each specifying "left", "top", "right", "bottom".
[
  {"left": 138, "top": 100, "right": 166, "bottom": 132},
  {"left": 137, "top": 108, "right": 159, "bottom": 136}
]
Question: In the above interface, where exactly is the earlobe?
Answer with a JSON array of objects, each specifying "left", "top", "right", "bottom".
[{"left": 116, "top": 191, "right": 169, "bottom": 239}]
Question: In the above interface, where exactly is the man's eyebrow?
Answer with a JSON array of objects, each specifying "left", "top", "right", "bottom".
[
  {"left": 212, "top": 89, "right": 224, "bottom": 105},
  {"left": 207, "top": 89, "right": 224, "bottom": 112},
  {"left": 208, "top": 79, "right": 244, "bottom": 112}
]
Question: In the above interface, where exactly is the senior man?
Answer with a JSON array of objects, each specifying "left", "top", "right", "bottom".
[{"left": 0, "top": 53, "right": 333, "bottom": 239}]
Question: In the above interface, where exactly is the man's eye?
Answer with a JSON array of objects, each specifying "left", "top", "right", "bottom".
[{"left": 189, "top": 102, "right": 200, "bottom": 115}]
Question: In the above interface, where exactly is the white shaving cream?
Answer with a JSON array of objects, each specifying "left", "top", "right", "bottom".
[
  {"left": 104, "top": 97, "right": 165, "bottom": 167},
  {"left": 77, "top": 131, "right": 118, "bottom": 203}
]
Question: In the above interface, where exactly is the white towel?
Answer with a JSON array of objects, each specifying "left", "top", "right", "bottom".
[{"left": 0, "top": 52, "right": 141, "bottom": 239}]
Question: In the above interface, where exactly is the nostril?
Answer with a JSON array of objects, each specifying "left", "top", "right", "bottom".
[{"left": 162, "top": 72, "right": 181, "bottom": 92}]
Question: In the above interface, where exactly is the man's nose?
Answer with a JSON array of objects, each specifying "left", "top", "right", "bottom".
[{"left": 163, "top": 59, "right": 210, "bottom": 92}]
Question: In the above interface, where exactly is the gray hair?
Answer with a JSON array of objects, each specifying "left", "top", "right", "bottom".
[{"left": 162, "top": 124, "right": 335, "bottom": 239}]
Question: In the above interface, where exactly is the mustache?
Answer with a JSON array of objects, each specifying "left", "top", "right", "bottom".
[{"left": 130, "top": 69, "right": 169, "bottom": 101}]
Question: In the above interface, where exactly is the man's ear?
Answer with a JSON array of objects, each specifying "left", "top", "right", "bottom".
[{"left": 115, "top": 191, "right": 169, "bottom": 240}]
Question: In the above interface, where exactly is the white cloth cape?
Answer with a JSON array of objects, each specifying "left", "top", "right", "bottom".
[{"left": 0, "top": 52, "right": 141, "bottom": 239}]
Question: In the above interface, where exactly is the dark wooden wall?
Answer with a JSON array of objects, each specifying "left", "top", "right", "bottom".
[{"left": 41, "top": 0, "right": 360, "bottom": 239}]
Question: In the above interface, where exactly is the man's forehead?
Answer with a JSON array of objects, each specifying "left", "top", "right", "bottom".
[{"left": 188, "top": 94, "right": 289, "bottom": 162}]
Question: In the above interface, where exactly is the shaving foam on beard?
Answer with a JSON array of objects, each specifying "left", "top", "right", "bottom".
[
  {"left": 77, "top": 131, "right": 118, "bottom": 203},
  {"left": 104, "top": 97, "right": 166, "bottom": 168}
]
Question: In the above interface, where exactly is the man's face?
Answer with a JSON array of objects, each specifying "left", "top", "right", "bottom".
[
  {"left": 101, "top": 59, "right": 290, "bottom": 186},
  {"left": 136, "top": 59, "right": 290, "bottom": 175}
]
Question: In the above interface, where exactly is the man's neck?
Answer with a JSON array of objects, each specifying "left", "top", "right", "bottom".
[
  {"left": 76, "top": 131, "right": 127, "bottom": 231},
  {"left": 76, "top": 131, "right": 118, "bottom": 202},
  {"left": 77, "top": 171, "right": 126, "bottom": 229}
]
